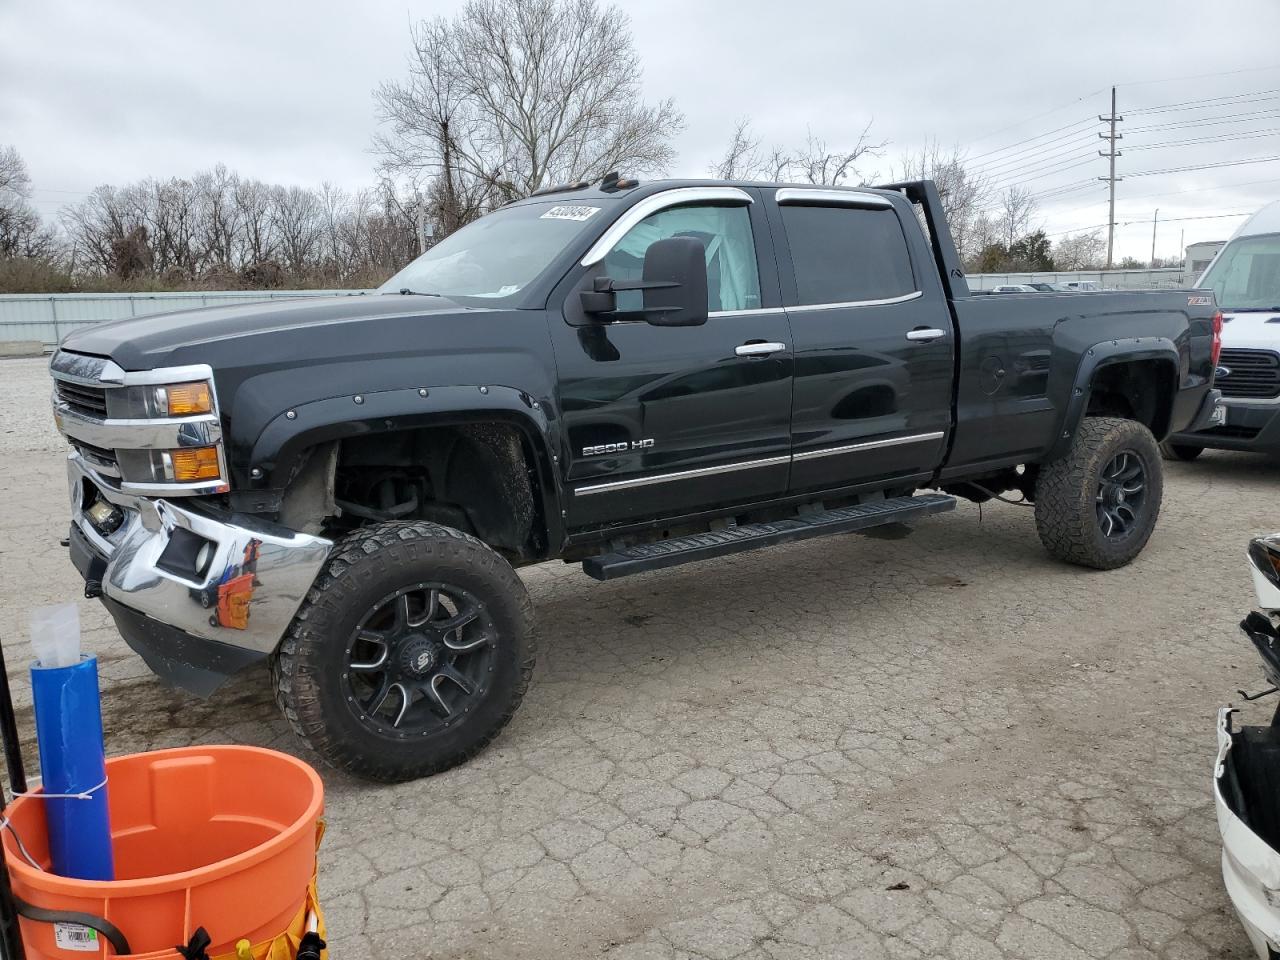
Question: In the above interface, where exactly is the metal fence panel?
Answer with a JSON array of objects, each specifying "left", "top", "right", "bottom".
[
  {"left": 0, "top": 290, "right": 372, "bottom": 348},
  {"left": 966, "top": 268, "right": 1189, "bottom": 291}
]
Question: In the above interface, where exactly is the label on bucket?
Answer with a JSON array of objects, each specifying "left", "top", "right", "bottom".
[{"left": 53, "top": 923, "right": 98, "bottom": 952}]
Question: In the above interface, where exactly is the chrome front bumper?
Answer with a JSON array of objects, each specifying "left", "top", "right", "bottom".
[{"left": 68, "top": 453, "right": 332, "bottom": 657}]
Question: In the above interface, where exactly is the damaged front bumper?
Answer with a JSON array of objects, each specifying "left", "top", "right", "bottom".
[
  {"left": 66, "top": 453, "right": 331, "bottom": 695},
  {"left": 1216, "top": 705, "right": 1280, "bottom": 959}
]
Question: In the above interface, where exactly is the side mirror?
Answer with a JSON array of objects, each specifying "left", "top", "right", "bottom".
[{"left": 579, "top": 236, "right": 709, "bottom": 327}]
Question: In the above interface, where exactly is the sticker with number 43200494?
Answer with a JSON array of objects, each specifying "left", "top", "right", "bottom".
[{"left": 1210, "top": 403, "right": 1228, "bottom": 427}]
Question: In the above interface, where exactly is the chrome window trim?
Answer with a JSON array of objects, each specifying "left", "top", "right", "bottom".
[
  {"left": 574, "top": 454, "right": 790, "bottom": 496},
  {"left": 579, "top": 186, "right": 754, "bottom": 266},
  {"left": 775, "top": 188, "right": 894, "bottom": 209},
  {"left": 573, "top": 432, "right": 947, "bottom": 495},
  {"left": 788, "top": 291, "right": 924, "bottom": 312},
  {"left": 707, "top": 307, "right": 787, "bottom": 318},
  {"left": 791, "top": 431, "right": 946, "bottom": 461}
]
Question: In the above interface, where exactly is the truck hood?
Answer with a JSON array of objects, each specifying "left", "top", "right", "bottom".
[
  {"left": 60, "top": 293, "right": 473, "bottom": 371},
  {"left": 1222, "top": 312, "right": 1280, "bottom": 352}
]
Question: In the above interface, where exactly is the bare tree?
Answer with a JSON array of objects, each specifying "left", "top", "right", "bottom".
[
  {"left": 895, "top": 142, "right": 990, "bottom": 262},
  {"left": 1053, "top": 230, "right": 1106, "bottom": 271},
  {"left": 996, "top": 186, "right": 1038, "bottom": 252},
  {"left": 708, "top": 120, "right": 885, "bottom": 185},
  {"left": 710, "top": 118, "right": 764, "bottom": 180},
  {"left": 271, "top": 185, "right": 322, "bottom": 276},
  {"left": 374, "top": 0, "right": 684, "bottom": 233},
  {"left": 58, "top": 165, "right": 421, "bottom": 289},
  {"left": 0, "top": 145, "right": 57, "bottom": 259}
]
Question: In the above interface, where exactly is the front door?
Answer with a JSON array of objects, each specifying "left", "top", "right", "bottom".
[
  {"left": 769, "top": 190, "right": 954, "bottom": 493},
  {"left": 549, "top": 190, "right": 794, "bottom": 528}
]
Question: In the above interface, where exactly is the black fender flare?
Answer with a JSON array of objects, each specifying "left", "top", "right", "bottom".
[
  {"left": 1046, "top": 337, "right": 1181, "bottom": 461},
  {"left": 245, "top": 384, "right": 566, "bottom": 547}
]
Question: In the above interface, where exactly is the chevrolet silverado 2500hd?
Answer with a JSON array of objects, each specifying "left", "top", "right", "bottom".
[{"left": 50, "top": 177, "right": 1222, "bottom": 781}]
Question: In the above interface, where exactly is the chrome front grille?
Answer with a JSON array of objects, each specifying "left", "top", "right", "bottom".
[
  {"left": 71, "top": 439, "right": 121, "bottom": 477},
  {"left": 54, "top": 379, "right": 109, "bottom": 417},
  {"left": 1219, "top": 348, "right": 1280, "bottom": 400}
]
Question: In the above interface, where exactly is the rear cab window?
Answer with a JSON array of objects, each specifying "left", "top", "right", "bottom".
[{"left": 779, "top": 203, "right": 918, "bottom": 306}]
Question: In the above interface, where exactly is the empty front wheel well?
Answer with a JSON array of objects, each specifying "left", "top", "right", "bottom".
[{"left": 283, "top": 423, "right": 549, "bottom": 562}]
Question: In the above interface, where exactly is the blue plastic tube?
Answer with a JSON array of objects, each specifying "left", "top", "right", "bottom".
[{"left": 30, "top": 656, "right": 114, "bottom": 880}]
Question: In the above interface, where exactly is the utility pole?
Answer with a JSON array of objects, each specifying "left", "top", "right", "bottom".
[
  {"left": 1151, "top": 208, "right": 1159, "bottom": 267},
  {"left": 415, "top": 192, "right": 426, "bottom": 256},
  {"left": 1098, "top": 86, "right": 1123, "bottom": 270}
]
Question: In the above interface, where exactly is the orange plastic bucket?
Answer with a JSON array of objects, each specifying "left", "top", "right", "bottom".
[{"left": 2, "top": 745, "right": 323, "bottom": 958}]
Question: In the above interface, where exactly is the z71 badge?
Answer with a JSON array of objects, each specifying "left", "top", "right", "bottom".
[
  {"left": 1187, "top": 295, "right": 1213, "bottom": 306},
  {"left": 583, "top": 439, "right": 654, "bottom": 456}
]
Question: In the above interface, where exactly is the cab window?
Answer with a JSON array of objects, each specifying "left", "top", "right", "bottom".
[
  {"left": 602, "top": 203, "right": 762, "bottom": 313},
  {"left": 781, "top": 205, "right": 917, "bottom": 306}
]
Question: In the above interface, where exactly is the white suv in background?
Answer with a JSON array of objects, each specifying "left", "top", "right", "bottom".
[{"left": 1164, "top": 200, "right": 1280, "bottom": 460}]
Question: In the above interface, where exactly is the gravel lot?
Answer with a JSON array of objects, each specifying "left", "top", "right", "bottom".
[{"left": 1, "top": 354, "right": 1274, "bottom": 959}]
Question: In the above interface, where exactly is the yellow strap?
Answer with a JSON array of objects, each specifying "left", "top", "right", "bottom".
[{"left": 209, "top": 821, "right": 328, "bottom": 960}]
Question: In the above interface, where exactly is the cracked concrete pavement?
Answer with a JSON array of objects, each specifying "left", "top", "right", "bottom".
[{"left": 1, "top": 355, "right": 1274, "bottom": 958}]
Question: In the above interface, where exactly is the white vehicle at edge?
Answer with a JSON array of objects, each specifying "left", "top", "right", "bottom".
[
  {"left": 1167, "top": 201, "right": 1280, "bottom": 459},
  {"left": 1217, "top": 534, "right": 1280, "bottom": 958}
]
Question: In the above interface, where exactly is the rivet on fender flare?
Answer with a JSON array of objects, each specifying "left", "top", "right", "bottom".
[
  {"left": 418, "top": 388, "right": 429, "bottom": 397},
  {"left": 353, "top": 395, "right": 364, "bottom": 404},
  {"left": 479, "top": 386, "right": 489, "bottom": 395},
  {"left": 286, "top": 410, "right": 297, "bottom": 420}
]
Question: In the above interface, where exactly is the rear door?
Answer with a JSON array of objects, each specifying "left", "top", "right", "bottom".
[{"left": 769, "top": 189, "right": 954, "bottom": 493}]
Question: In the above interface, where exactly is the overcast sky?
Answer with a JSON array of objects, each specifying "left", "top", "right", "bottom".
[{"left": 4, "top": 0, "right": 1280, "bottom": 262}]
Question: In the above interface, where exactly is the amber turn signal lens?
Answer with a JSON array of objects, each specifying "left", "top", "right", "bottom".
[
  {"left": 170, "top": 446, "right": 221, "bottom": 482},
  {"left": 166, "top": 382, "right": 212, "bottom": 416}
]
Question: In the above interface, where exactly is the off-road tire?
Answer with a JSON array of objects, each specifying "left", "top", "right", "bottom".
[
  {"left": 1034, "top": 416, "right": 1163, "bottom": 570},
  {"left": 1159, "top": 441, "right": 1204, "bottom": 462},
  {"left": 272, "top": 521, "right": 536, "bottom": 782}
]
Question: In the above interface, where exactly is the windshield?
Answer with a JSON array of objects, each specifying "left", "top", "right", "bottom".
[
  {"left": 1200, "top": 232, "right": 1280, "bottom": 310},
  {"left": 379, "top": 200, "right": 611, "bottom": 305}
]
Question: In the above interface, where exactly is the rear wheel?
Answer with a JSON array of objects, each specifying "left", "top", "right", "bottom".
[
  {"left": 1034, "top": 417, "right": 1163, "bottom": 570},
  {"left": 1159, "top": 441, "right": 1204, "bottom": 462},
  {"left": 273, "top": 521, "right": 535, "bottom": 782}
]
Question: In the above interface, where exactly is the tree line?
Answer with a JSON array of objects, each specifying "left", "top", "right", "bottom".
[{"left": 1, "top": 0, "right": 1114, "bottom": 295}]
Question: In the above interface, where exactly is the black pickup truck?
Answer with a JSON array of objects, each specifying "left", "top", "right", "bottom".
[{"left": 50, "top": 177, "right": 1222, "bottom": 781}]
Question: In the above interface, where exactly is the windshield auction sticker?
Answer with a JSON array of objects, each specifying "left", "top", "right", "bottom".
[{"left": 541, "top": 205, "right": 601, "bottom": 222}]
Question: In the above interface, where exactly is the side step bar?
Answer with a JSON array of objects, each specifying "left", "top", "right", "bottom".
[{"left": 581, "top": 493, "right": 956, "bottom": 581}]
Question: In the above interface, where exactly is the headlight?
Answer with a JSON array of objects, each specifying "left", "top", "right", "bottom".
[
  {"left": 1247, "top": 534, "right": 1280, "bottom": 612},
  {"left": 107, "top": 381, "right": 214, "bottom": 419}
]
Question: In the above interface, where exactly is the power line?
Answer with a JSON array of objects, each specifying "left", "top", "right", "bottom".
[
  {"left": 1119, "top": 175, "right": 1280, "bottom": 204},
  {"left": 966, "top": 115, "right": 1099, "bottom": 163},
  {"left": 1115, "top": 65, "right": 1280, "bottom": 88},
  {"left": 968, "top": 125, "right": 1100, "bottom": 171},
  {"left": 1129, "top": 89, "right": 1280, "bottom": 115},
  {"left": 983, "top": 154, "right": 1101, "bottom": 193},
  {"left": 971, "top": 134, "right": 1100, "bottom": 176},
  {"left": 1127, "top": 108, "right": 1280, "bottom": 134},
  {"left": 1124, "top": 128, "right": 1280, "bottom": 151},
  {"left": 1125, "top": 155, "right": 1280, "bottom": 178},
  {"left": 963, "top": 91, "right": 1108, "bottom": 149}
]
